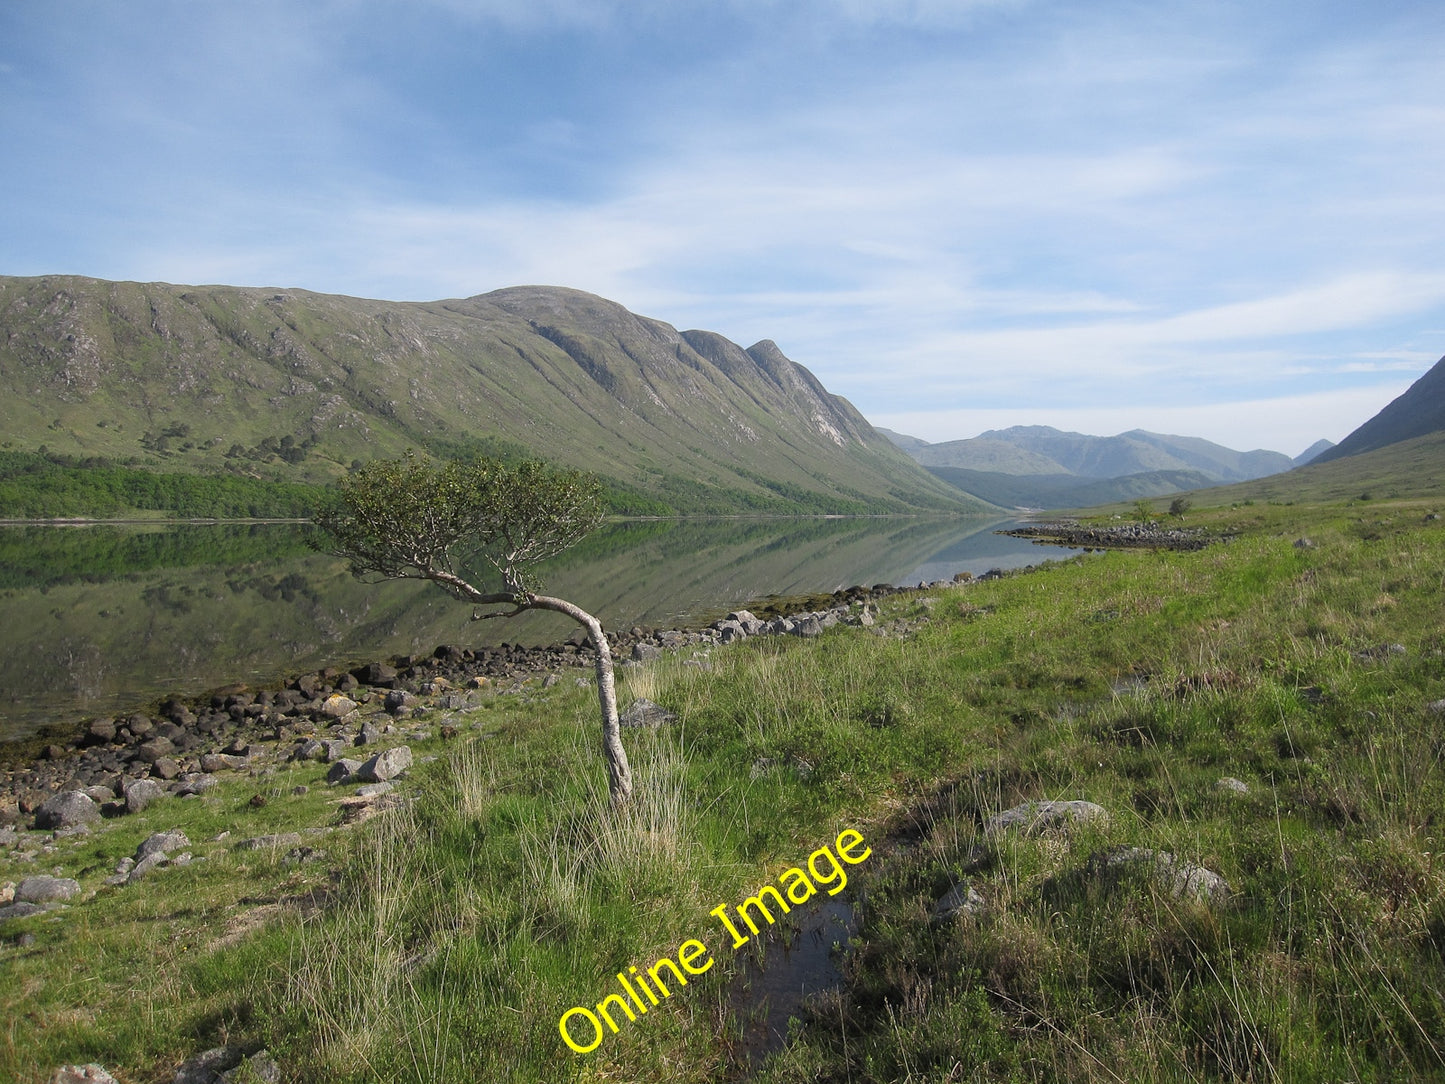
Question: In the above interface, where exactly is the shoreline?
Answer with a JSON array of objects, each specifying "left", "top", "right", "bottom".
[{"left": 0, "top": 579, "right": 940, "bottom": 814}]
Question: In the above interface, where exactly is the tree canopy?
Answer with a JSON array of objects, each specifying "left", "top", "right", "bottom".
[{"left": 316, "top": 454, "right": 633, "bottom": 802}]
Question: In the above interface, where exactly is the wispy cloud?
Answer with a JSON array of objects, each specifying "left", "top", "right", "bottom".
[{"left": 4, "top": 0, "right": 1444, "bottom": 451}]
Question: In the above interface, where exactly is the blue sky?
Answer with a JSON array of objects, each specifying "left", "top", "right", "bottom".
[{"left": 3, "top": 1, "right": 1444, "bottom": 457}]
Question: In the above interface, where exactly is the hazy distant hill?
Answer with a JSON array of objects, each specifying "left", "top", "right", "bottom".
[
  {"left": 0, "top": 276, "right": 979, "bottom": 515},
  {"left": 884, "top": 424, "right": 1293, "bottom": 508},
  {"left": 1294, "top": 439, "right": 1336, "bottom": 466},
  {"left": 1312, "top": 355, "right": 1445, "bottom": 464}
]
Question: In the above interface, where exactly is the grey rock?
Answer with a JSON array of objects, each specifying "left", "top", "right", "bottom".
[
  {"left": 620, "top": 698, "right": 676, "bottom": 728},
  {"left": 790, "top": 615, "right": 824, "bottom": 637},
  {"left": 127, "top": 851, "right": 169, "bottom": 882},
  {"left": 293, "top": 738, "right": 328, "bottom": 762},
  {"left": 221, "top": 1049, "right": 281, "bottom": 1084},
  {"left": 234, "top": 833, "right": 304, "bottom": 851},
  {"left": 137, "top": 830, "right": 191, "bottom": 860},
  {"left": 173, "top": 1046, "right": 237, "bottom": 1084},
  {"left": 133, "top": 737, "right": 176, "bottom": 764},
  {"left": 199, "top": 753, "right": 250, "bottom": 773},
  {"left": 323, "top": 739, "right": 353, "bottom": 763},
  {"left": 34, "top": 790, "right": 100, "bottom": 830},
  {"left": 0, "top": 901, "right": 46, "bottom": 921},
  {"left": 383, "top": 689, "right": 418, "bottom": 715},
  {"left": 124, "top": 778, "right": 167, "bottom": 814},
  {"left": 83, "top": 785, "right": 118, "bottom": 803},
  {"left": 1293, "top": 537, "right": 1316, "bottom": 549},
  {"left": 631, "top": 642, "right": 663, "bottom": 662},
  {"left": 359, "top": 745, "right": 413, "bottom": 782},
  {"left": 52, "top": 1065, "right": 121, "bottom": 1084},
  {"left": 932, "top": 881, "right": 986, "bottom": 920},
  {"left": 326, "top": 759, "right": 363, "bottom": 784},
  {"left": 355, "top": 721, "right": 381, "bottom": 746},
  {"left": 984, "top": 799, "right": 1109, "bottom": 838},
  {"left": 173, "top": 774, "right": 218, "bottom": 797},
  {"left": 320, "top": 694, "right": 359, "bottom": 719},
  {"left": 0, "top": 826, "right": 17, "bottom": 847},
  {"left": 16, "top": 874, "right": 81, "bottom": 903},
  {"left": 1427, "top": 699, "right": 1445, "bottom": 715},
  {"left": 151, "top": 757, "right": 183, "bottom": 780},
  {"left": 356, "top": 781, "right": 395, "bottom": 798},
  {"left": 1096, "top": 847, "right": 1232, "bottom": 906},
  {"left": 53, "top": 824, "right": 91, "bottom": 840},
  {"left": 1215, "top": 777, "right": 1249, "bottom": 795}
]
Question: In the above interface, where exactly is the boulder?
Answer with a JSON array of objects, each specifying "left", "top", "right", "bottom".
[
  {"left": 383, "top": 689, "right": 418, "bottom": 715},
  {"left": 932, "top": 881, "right": 986, "bottom": 921},
  {"left": 359, "top": 746, "right": 412, "bottom": 782},
  {"left": 326, "top": 759, "right": 363, "bottom": 784},
  {"left": 199, "top": 753, "right": 250, "bottom": 773},
  {"left": 319, "top": 694, "right": 358, "bottom": 720},
  {"left": 51, "top": 1065, "right": 121, "bottom": 1084},
  {"left": 1215, "top": 777, "right": 1249, "bottom": 795},
  {"left": 234, "top": 833, "right": 304, "bottom": 851},
  {"left": 1091, "top": 847, "right": 1232, "bottom": 907},
  {"left": 84, "top": 719, "right": 117, "bottom": 746},
  {"left": 620, "top": 698, "right": 676, "bottom": 729},
  {"left": 355, "top": 661, "right": 399, "bottom": 687},
  {"left": 133, "top": 737, "right": 176, "bottom": 764},
  {"left": 16, "top": 875, "right": 81, "bottom": 904},
  {"left": 136, "top": 830, "right": 191, "bottom": 860},
  {"left": 124, "top": 778, "right": 167, "bottom": 814},
  {"left": 984, "top": 799, "right": 1109, "bottom": 839},
  {"left": 34, "top": 790, "right": 100, "bottom": 830},
  {"left": 631, "top": 643, "right": 663, "bottom": 662}
]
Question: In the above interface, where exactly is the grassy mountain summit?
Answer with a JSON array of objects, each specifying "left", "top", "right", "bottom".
[{"left": 0, "top": 275, "right": 976, "bottom": 515}]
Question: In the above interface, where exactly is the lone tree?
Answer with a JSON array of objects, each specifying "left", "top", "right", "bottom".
[{"left": 315, "top": 454, "right": 633, "bottom": 803}]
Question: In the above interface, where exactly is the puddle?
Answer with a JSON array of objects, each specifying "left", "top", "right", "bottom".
[{"left": 724, "top": 896, "right": 858, "bottom": 1075}]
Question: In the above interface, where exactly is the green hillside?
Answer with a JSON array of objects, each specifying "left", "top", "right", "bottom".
[
  {"left": 1161, "top": 431, "right": 1445, "bottom": 509},
  {"left": 0, "top": 276, "right": 977, "bottom": 516}
]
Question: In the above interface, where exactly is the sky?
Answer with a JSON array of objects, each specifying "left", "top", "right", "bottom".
[{"left": 3, "top": 1, "right": 1444, "bottom": 458}]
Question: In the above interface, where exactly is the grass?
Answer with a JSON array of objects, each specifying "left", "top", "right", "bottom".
[{"left": 3, "top": 495, "right": 1444, "bottom": 1081}]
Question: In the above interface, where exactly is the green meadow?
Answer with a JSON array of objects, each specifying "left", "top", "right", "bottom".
[{"left": 3, "top": 493, "right": 1444, "bottom": 1082}]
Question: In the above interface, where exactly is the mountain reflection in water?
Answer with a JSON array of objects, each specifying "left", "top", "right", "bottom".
[{"left": 0, "top": 516, "right": 1090, "bottom": 741}]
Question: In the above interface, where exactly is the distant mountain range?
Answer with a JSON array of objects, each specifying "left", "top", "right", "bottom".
[
  {"left": 0, "top": 276, "right": 979, "bottom": 516},
  {"left": 1110, "top": 352, "right": 1445, "bottom": 507},
  {"left": 878, "top": 425, "right": 1310, "bottom": 509}
]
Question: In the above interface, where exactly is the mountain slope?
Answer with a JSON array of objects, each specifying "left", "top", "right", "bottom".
[
  {"left": 1312, "top": 355, "right": 1445, "bottom": 464},
  {"left": 923, "top": 466, "right": 1219, "bottom": 509},
  {"left": 899, "top": 425, "right": 1292, "bottom": 480},
  {"left": 0, "top": 276, "right": 978, "bottom": 514},
  {"left": 884, "top": 424, "right": 1294, "bottom": 509}
]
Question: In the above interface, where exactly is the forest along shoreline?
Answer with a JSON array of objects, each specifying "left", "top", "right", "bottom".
[{"left": 0, "top": 522, "right": 1208, "bottom": 815}]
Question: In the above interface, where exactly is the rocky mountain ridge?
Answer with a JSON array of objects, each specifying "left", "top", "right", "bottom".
[{"left": 0, "top": 276, "right": 973, "bottom": 515}]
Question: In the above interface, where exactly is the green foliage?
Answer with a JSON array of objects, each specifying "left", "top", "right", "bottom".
[
  {"left": 316, "top": 454, "right": 604, "bottom": 596},
  {"left": 0, "top": 450, "right": 323, "bottom": 519}
]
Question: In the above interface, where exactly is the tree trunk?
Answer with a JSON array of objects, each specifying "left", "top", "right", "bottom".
[{"left": 529, "top": 594, "right": 634, "bottom": 804}]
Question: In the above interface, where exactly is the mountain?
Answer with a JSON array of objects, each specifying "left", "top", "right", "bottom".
[
  {"left": 1311, "top": 355, "right": 1445, "bottom": 464},
  {"left": 883, "top": 424, "right": 1293, "bottom": 509},
  {"left": 902, "top": 425, "right": 1293, "bottom": 480},
  {"left": 0, "top": 276, "right": 980, "bottom": 515},
  {"left": 1165, "top": 430, "right": 1445, "bottom": 506},
  {"left": 922, "top": 466, "right": 1219, "bottom": 510},
  {"left": 1294, "top": 439, "right": 1336, "bottom": 466}
]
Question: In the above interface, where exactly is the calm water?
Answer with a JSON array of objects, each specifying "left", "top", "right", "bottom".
[{"left": 0, "top": 516, "right": 1088, "bottom": 741}]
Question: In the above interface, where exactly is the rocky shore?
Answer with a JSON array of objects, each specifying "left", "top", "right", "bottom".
[
  {"left": 1002, "top": 521, "right": 1215, "bottom": 551},
  {"left": 0, "top": 580, "right": 956, "bottom": 818}
]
